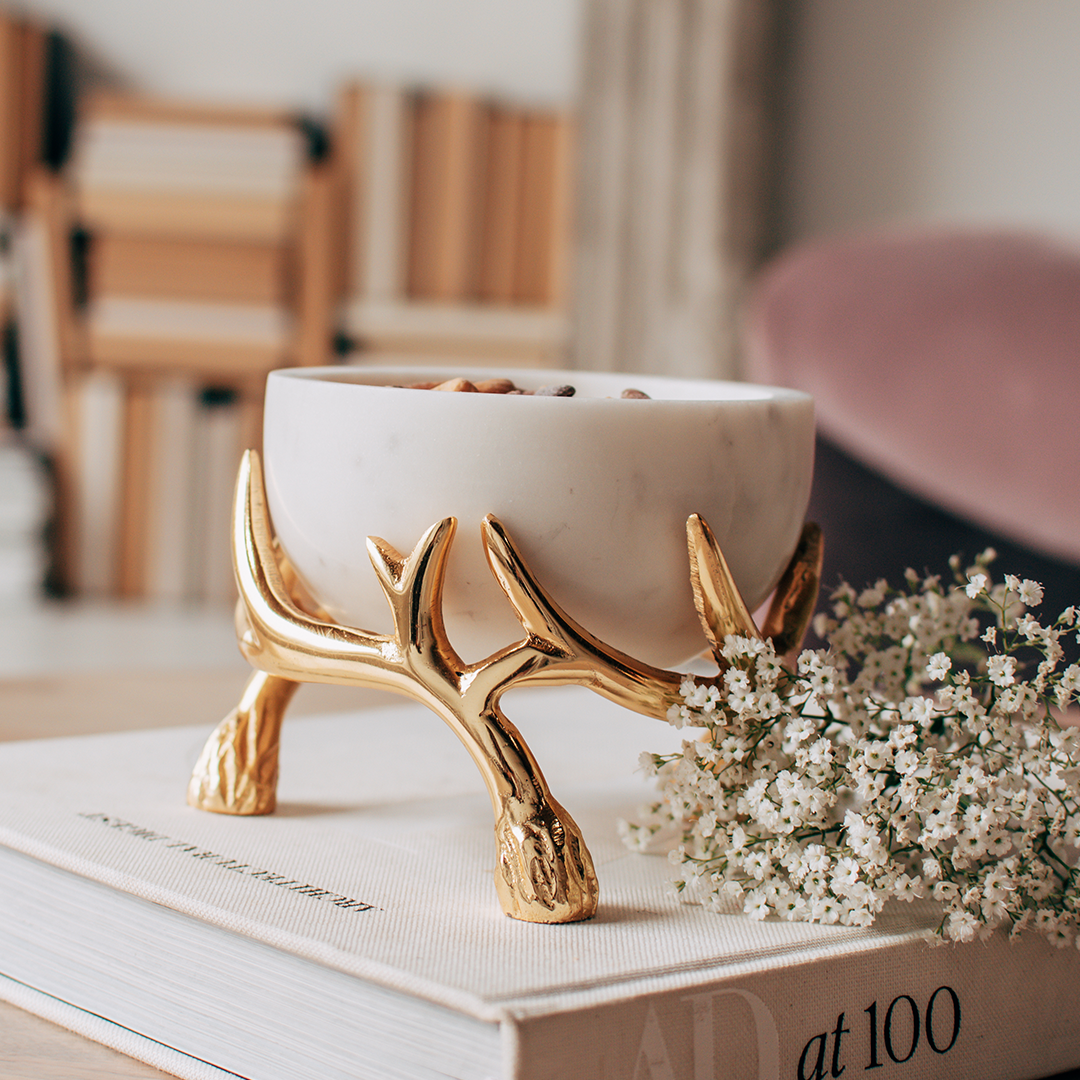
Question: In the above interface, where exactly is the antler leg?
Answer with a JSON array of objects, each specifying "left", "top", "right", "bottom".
[
  {"left": 187, "top": 670, "right": 299, "bottom": 815},
  {"left": 494, "top": 791, "right": 598, "bottom": 923}
]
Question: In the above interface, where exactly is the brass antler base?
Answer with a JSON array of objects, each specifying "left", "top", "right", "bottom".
[
  {"left": 188, "top": 451, "right": 822, "bottom": 924},
  {"left": 188, "top": 670, "right": 295, "bottom": 816}
]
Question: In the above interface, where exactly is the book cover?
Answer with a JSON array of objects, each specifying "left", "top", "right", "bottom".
[{"left": 1, "top": 687, "right": 1077, "bottom": 1079}]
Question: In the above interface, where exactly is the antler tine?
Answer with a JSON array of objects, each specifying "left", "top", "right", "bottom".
[
  {"left": 759, "top": 522, "right": 824, "bottom": 661},
  {"left": 234, "top": 451, "right": 404, "bottom": 688},
  {"left": 686, "top": 514, "right": 762, "bottom": 659},
  {"left": 480, "top": 515, "right": 684, "bottom": 715},
  {"left": 366, "top": 518, "right": 464, "bottom": 672}
]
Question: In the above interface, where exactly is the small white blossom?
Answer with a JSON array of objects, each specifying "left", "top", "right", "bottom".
[
  {"left": 927, "top": 652, "right": 952, "bottom": 680},
  {"left": 966, "top": 573, "right": 988, "bottom": 598},
  {"left": 987, "top": 655, "right": 1017, "bottom": 688}
]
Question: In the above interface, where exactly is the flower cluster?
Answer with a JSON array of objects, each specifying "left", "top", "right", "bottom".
[{"left": 622, "top": 552, "right": 1080, "bottom": 945}]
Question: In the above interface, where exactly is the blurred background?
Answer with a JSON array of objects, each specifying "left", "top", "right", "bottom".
[{"left": 1, "top": 0, "right": 1079, "bottom": 618}]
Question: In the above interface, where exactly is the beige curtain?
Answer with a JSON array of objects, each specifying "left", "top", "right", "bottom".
[{"left": 571, "top": 0, "right": 782, "bottom": 380}]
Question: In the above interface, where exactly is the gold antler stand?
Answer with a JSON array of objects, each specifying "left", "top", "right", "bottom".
[{"left": 189, "top": 452, "right": 822, "bottom": 923}]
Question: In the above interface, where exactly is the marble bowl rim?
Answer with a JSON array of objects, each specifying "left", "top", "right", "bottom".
[{"left": 266, "top": 365, "right": 813, "bottom": 410}]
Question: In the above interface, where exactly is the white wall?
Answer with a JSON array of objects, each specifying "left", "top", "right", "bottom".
[
  {"left": 17, "top": 0, "right": 581, "bottom": 113},
  {"left": 784, "top": 0, "right": 1080, "bottom": 243}
]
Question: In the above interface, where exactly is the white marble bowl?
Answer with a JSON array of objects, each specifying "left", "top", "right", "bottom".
[{"left": 261, "top": 367, "right": 814, "bottom": 668}]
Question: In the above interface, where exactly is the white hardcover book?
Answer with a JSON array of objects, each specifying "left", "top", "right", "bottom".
[{"left": 1, "top": 688, "right": 1078, "bottom": 1080}]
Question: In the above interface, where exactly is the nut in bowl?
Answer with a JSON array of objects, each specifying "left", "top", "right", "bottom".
[
  {"left": 261, "top": 366, "right": 815, "bottom": 668},
  {"left": 189, "top": 365, "right": 817, "bottom": 924}
]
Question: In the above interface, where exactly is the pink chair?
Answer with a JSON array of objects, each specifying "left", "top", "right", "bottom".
[{"left": 742, "top": 226, "right": 1080, "bottom": 615}]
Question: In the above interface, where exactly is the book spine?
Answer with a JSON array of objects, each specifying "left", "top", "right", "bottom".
[
  {"left": 75, "top": 189, "right": 295, "bottom": 245},
  {"left": 14, "top": 21, "right": 47, "bottom": 203},
  {"left": 0, "top": 13, "right": 18, "bottom": 213},
  {"left": 513, "top": 111, "right": 573, "bottom": 310},
  {"left": 512, "top": 929, "right": 1080, "bottom": 1080},
  {"left": 476, "top": 105, "right": 524, "bottom": 306},
  {"left": 355, "top": 84, "right": 411, "bottom": 306},
  {"left": 10, "top": 192, "right": 65, "bottom": 452},
  {"left": 329, "top": 83, "right": 365, "bottom": 305},
  {"left": 143, "top": 378, "right": 198, "bottom": 602},
  {"left": 405, "top": 90, "right": 486, "bottom": 302},
  {"left": 71, "top": 370, "right": 124, "bottom": 597},
  {"left": 114, "top": 380, "right": 156, "bottom": 597},
  {"left": 292, "top": 160, "right": 335, "bottom": 368},
  {"left": 188, "top": 387, "right": 242, "bottom": 605},
  {"left": 90, "top": 234, "right": 286, "bottom": 306}
]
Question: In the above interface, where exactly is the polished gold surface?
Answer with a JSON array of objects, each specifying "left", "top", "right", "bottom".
[
  {"left": 186, "top": 670, "right": 298, "bottom": 815},
  {"left": 758, "top": 521, "right": 824, "bottom": 662},
  {"left": 189, "top": 451, "right": 820, "bottom": 923}
]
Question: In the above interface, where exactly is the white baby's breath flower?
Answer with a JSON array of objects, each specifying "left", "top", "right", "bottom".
[
  {"left": 638, "top": 751, "right": 660, "bottom": 776},
  {"left": 987, "top": 655, "right": 1017, "bottom": 688},
  {"left": 926, "top": 652, "right": 952, "bottom": 680},
  {"left": 628, "top": 552, "right": 1080, "bottom": 948},
  {"left": 858, "top": 580, "right": 888, "bottom": 607},
  {"left": 1006, "top": 576, "right": 1045, "bottom": 608}
]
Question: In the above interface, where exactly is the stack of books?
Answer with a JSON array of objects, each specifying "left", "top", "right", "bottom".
[
  {"left": 72, "top": 94, "right": 309, "bottom": 376},
  {"left": 17, "top": 93, "right": 335, "bottom": 604},
  {"left": 2, "top": 687, "right": 1079, "bottom": 1079},
  {"left": 335, "top": 81, "right": 573, "bottom": 368}
]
